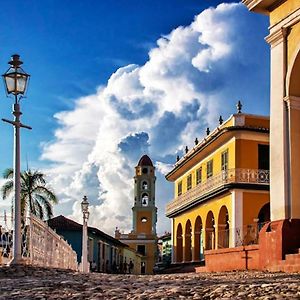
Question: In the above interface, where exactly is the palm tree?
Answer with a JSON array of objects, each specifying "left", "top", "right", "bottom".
[{"left": 1, "top": 168, "right": 58, "bottom": 220}]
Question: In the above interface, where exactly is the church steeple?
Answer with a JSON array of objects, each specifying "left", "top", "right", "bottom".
[{"left": 133, "top": 155, "right": 157, "bottom": 235}]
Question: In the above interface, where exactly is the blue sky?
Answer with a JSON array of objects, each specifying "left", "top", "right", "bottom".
[{"left": 0, "top": 1, "right": 269, "bottom": 235}]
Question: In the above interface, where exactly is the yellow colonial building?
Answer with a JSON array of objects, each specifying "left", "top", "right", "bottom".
[{"left": 165, "top": 106, "right": 270, "bottom": 264}]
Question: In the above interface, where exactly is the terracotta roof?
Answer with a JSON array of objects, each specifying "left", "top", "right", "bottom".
[
  {"left": 48, "top": 215, "right": 127, "bottom": 247},
  {"left": 137, "top": 155, "right": 153, "bottom": 167}
]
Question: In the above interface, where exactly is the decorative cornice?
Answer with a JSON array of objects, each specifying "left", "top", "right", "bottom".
[
  {"left": 165, "top": 126, "right": 269, "bottom": 180},
  {"left": 242, "top": 0, "right": 283, "bottom": 13},
  {"left": 265, "top": 27, "right": 288, "bottom": 47},
  {"left": 284, "top": 96, "right": 300, "bottom": 111}
]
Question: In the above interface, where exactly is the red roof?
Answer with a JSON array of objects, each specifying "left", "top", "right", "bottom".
[{"left": 137, "top": 155, "right": 153, "bottom": 167}]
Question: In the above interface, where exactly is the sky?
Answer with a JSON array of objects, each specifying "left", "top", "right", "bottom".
[{"left": 0, "top": 1, "right": 270, "bottom": 236}]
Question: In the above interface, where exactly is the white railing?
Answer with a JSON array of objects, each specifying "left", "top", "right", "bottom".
[
  {"left": 166, "top": 168, "right": 269, "bottom": 215},
  {"left": 0, "top": 214, "right": 78, "bottom": 270}
]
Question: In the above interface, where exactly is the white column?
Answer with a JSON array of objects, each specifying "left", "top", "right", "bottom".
[
  {"left": 266, "top": 28, "right": 290, "bottom": 221},
  {"left": 171, "top": 218, "right": 175, "bottom": 263},
  {"left": 231, "top": 190, "right": 243, "bottom": 247}
]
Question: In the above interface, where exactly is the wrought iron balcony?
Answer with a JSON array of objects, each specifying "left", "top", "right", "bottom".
[{"left": 166, "top": 168, "right": 269, "bottom": 216}]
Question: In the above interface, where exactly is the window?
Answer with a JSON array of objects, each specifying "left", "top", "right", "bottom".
[
  {"left": 258, "top": 144, "right": 269, "bottom": 170},
  {"left": 142, "top": 181, "right": 148, "bottom": 190},
  {"left": 221, "top": 150, "right": 228, "bottom": 171},
  {"left": 196, "top": 167, "right": 202, "bottom": 185},
  {"left": 177, "top": 181, "right": 182, "bottom": 196},
  {"left": 137, "top": 245, "right": 146, "bottom": 256},
  {"left": 142, "top": 168, "right": 148, "bottom": 174},
  {"left": 141, "top": 217, "right": 148, "bottom": 223},
  {"left": 187, "top": 174, "right": 192, "bottom": 190},
  {"left": 207, "top": 160, "right": 213, "bottom": 179}
]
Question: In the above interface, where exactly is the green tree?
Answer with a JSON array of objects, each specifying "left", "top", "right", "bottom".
[{"left": 1, "top": 168, "right": 58, "bottom": 220}]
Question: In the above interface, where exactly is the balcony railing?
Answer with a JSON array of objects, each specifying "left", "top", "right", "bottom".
[{"left": 166, "top": 168, "right": 269, "bottom": 216}]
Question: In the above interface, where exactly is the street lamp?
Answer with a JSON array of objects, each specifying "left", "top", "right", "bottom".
[
  {"left": 81, "top": 195, "right": 90, "bottom": 273},
  {"left": 2, "top": 54, "right": 31, "bottom": 264}
]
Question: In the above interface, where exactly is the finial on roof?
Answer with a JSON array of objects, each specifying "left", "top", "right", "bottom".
[
  {"left": 185, "top": 146, "right": 189, "bottom": 153},
  {"left": 206, "top": 127, "right": 210, "bottom": 135},
  {"left": 176, "top": 155, "right": 180, "bottom": 162},
  {"left": 219, "top": 115, "right": 223, "bottom": 125},
  {"left": 236, "top": 100, "right": 242, "bottom": 114},
  {"left": 195, "top": 138, "right": 199, "bottom": 145}
]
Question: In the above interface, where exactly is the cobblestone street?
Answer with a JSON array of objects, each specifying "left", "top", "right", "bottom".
[{"left": 0, "top": 266, "right": 300, "bottom": 299}]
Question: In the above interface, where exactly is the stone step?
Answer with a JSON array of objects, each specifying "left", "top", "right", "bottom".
[
  {"left": 282, "top": 264, "right": 300, "bottom": 273},
  {"left": 285, "top": 253, "right": 300, "bottom": 264}
]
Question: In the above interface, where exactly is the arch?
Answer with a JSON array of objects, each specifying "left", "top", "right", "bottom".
[
  {"left": 258, "top": 202, "right": 270, "bottom": 230},
  {"left": 194, "top": 216, "right": 203, "bottom": 261},
  {"left": 184, "top": 220, "right": 192, "bottom": 262},
  {"left": 287, "top": 45, "right": 300, "bottom": 97},
  {"left": 176, "top": 223, "right": 183, "bottom": 263},
  {"left": 205, "top": 211, "right": 215, "bottom": 250},
  {"left": 141, "top": 180, "right": 148, "bottom": 190},
  {"left": 217, "top": 206, "right": 229, "bottom": 248},
  {"left": 141, "top": 193, "right": 149, "bottom": 206}
]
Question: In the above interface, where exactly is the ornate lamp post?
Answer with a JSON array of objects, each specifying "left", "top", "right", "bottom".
[
  {"left": 2, "top": 54, "right": 31, "bottom": 264},
  {"left": 81, "top": 195, "right": 90, "bottom": 273}
]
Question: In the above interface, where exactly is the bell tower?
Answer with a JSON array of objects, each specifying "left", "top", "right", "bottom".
[
  {"left": 115, "top": 154, "right": 158, "bottom": 274},
  {"left": 133, "top": 155, "right": 157, "bottom": 235}
]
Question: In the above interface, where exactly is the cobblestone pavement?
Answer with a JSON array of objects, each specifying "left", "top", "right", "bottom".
[{"left": 0, "top": 266, "right": 300, "bottom": 299}]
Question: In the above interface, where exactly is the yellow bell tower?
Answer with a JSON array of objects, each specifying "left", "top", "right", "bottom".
[
  {"left": 115, "top": 155, "right": 158, "bottom": 274},
  {"left": 133, "top": 155, "right": 157, "bottom": 236}
]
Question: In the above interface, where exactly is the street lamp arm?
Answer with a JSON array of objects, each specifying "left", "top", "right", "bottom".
[{"left": 2, "top": 118, "right": 32, "bottom": 130}]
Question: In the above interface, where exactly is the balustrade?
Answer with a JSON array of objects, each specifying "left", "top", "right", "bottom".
[
  {"left": 0, "top": 214, "right": 78, "bottom": 270},
  {"left": 166, "top": 168, "right": 269, "bottom": 215}
]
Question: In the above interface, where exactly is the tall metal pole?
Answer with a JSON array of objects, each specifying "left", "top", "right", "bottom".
[
  {"left": 2, "top": 54, "right": 31, "bottom": 265},
  {"left": 82, "top": 216, "right": 88, "bottom": 272},
  {"left": 12, "top": 99, "right": 22, "bottom": 263}
]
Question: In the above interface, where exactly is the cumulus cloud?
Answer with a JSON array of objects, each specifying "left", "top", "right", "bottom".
[{"left": 41, "top": 3, "right": 268, "bottom": 235}]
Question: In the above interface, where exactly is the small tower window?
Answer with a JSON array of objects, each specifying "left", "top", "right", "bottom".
[
  {"left": 142, "top": 193, "right": 149, "bottom": 206},
  {"left": 142, "top": 181, "right": 148, "bottom": 190},
  {"left": 141, "top": 217, "right": 148, "bottom": 223},
  {"left": 142, "top": 168, "right": 148, "bottom": 174}
]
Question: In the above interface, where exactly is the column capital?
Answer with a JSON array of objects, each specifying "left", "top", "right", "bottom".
[{"left": 266, "top": 27, "right": 288, "bottom": 47}]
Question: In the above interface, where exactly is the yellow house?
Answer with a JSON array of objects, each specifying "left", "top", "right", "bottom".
[{"left": 165, "top": 105, "right": 270, "bottom": 264}]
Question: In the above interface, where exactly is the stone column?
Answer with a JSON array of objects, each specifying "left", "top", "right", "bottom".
[
  {"left": 231, "top": 190, "right": 243, "bottom": 247},
  {"left": 266, "top": 28, "right": 290, "bottom": 220}
]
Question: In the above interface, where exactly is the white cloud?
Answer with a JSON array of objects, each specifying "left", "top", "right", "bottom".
[{"left": 41, "top": 3, "right": 268, "bottom": 236}]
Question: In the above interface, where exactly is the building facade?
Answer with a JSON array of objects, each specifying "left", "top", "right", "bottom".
[
  {"left": 165, "top": 109, "right": 270, "bottom": 264},
  {"left": 157, "top": 232, "right": 172, "bottom": 265},
  {"left": 48, "top": 215, "right": 142, "bottom": 274},
  {"left": 241, "top": 0, "right": 300, "bottom": 272},
  {"left": 115, "top": 155, "right": 158, "bottom": 274}
]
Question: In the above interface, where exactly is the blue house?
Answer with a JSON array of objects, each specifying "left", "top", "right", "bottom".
[{"left": 48, "top": 215, "right": 127, "bottom": 273}]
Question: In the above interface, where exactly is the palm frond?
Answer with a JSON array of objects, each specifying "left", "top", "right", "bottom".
[
  {"left": 3, "top": 168, "right": 13, "bottom": 179},
  {"left": 35, "top": 194, "right": 53, "bottom": 220},
  {"left": 32, "top": 186, "right": 58, "bottom": 204},
  {"left": 1, "top": 180, "right": 13, "bottom": 200}
]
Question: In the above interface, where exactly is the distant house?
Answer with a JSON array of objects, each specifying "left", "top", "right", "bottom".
[
  {"left": 48, "top": 215, "right": 141, "bottom": 274},
  {"left": 157, "top": 232, "right": 171, "bottom": 264}
]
